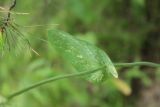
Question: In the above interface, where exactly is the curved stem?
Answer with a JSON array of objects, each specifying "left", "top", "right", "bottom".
[
  {"left": 6, "top": 61, "right": 160, "bottom": 101},
  {"left": 7, "top": 66, "right": 106, "bottom": 100}
]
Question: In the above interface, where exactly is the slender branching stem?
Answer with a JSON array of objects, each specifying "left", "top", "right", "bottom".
[
  {"left": 6, "top": 61, "right": 160, "bottom": 101},
  {"left": 7, "top": 66, "right": 106, "bottom": 100}
]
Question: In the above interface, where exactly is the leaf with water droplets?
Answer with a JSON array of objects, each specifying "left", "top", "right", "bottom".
[{"left": 48, "top": 29, "right": 118, "bottom": 82}]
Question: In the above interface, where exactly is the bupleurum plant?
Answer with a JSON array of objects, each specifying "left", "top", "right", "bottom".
[{"left": 0, "top": 0, "right": 160, "bottom": 107}]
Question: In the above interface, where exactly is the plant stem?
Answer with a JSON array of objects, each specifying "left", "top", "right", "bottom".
[
  {"left": 6, "top": 61, "right": 160, "bottom": 101},
  {"left": 114, "top": 62, "right": 160, "bottom": 67},
  {"left": 7, "top": 66, "right": 106, "bottom": 100},
  {"left": 6, "top": 0, "right": 16, "bottom": 22}
]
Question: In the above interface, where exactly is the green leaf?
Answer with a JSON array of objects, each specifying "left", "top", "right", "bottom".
[{"left": 48, "top": 29, "right": 118, "bottom": 82}]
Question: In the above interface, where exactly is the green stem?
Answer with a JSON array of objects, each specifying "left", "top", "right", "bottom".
[
  {"left": 7, "top": 66, "right": 106, "bottom": 100},
  {"left": 6, "top": 61, "right": 160, "bottom": 101},
  {"left": 114, "top": 62, "right": 160, "bottom": 68}
]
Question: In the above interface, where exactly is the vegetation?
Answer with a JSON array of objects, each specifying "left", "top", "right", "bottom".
[{"left": 0, "top": 0, "right": 160, "bottom": 107}]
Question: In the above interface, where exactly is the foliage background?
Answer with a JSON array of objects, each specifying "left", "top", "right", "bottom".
[{"left": 0, "top": 0, "right": 160, "bottom": 107}]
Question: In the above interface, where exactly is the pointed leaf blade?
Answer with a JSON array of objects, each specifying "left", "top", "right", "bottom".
[{"left": 48, "top": 29, "right": 118, "bottom": 82}]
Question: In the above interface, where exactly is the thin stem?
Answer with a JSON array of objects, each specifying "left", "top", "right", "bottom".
[
  {"left": 6, "top": 61, "right": 160, "bottom": 101},
  {"left": 114, "top": 62, "right": 160, "bottom": 68},
  {"left": 6, "top": 0, "right": 16, "bottom": 22},
  {"left": 1, "top": 0, "right": 16, "bottom": 33},
  {"left": 7, "top": 66, "right": 106, "bottom": 100}
]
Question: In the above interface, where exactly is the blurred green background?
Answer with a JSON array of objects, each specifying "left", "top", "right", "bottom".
[{"left": 0, "top": 0, "right": 160, "bottom": 107}]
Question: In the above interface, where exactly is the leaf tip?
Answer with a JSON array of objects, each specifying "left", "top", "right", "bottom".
[{"left": 109, "top": 66, "right": 118, "bottom": 78}]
